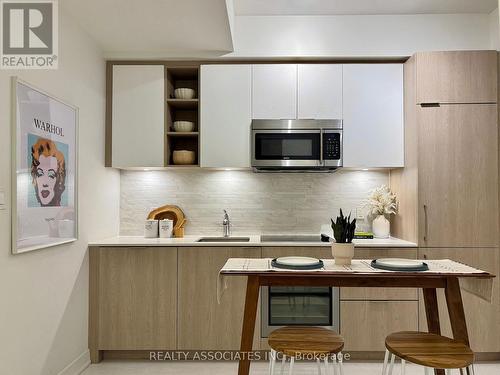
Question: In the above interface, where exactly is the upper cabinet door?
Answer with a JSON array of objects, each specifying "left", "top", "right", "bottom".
[
  {"left": 200, "top": 65, "right": 252, "bottom": 168},
  {"left": 112, "top": 65, "right": 165, "bottom": 168},
  {"left": 297, "top": 64, "right": 342, "bottom": 119},
  {"left": 416, "top": 51, "right": 497, "bottom": 104},
  {"left": 252, "top": 64, "right": 297, "bottom": 119},
  {"left": 343, "top": 64, "right": 404, "bottom": 168}
]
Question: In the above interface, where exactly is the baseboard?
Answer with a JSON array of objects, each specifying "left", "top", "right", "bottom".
[{"left": 57, "top": 350, "right": 91, "bottom": 375}]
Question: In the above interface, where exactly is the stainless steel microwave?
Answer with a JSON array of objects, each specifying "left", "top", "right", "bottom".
[{"left": 251, "top": 119, "right": 343, "bottom": 172}]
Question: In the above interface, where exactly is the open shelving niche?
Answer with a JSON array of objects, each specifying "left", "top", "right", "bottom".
[{"left": 165, "top": 66, "right": 200, "bottom": 167}]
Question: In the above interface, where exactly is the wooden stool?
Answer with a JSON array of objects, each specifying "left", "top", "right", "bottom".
[
  {"left": 382, "top": 331, "right": 474, "bottom": 375},
  {"left": 268, "top": 326, "right": 345, "bottom": 375}
]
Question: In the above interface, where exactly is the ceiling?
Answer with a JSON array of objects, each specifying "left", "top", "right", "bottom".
[
  {"left": 61, "top": 0, "right": 234, "bottom": 58},
  {"left": 234, "top": 0, "right": 498, "bottom": 16},
  {"left": 61, "top": 0, "right": 497, "bottom": 58}
]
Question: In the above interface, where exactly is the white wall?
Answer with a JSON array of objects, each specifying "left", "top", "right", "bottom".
[
  {"left": 230, "top": 14, "right": 492, "bottom": 57},
  {"left": 490, "top": 8, "right": 499, "bottom": 50},
  {"left": 0, "top": 9, "right": 120, "bottom": 375}
]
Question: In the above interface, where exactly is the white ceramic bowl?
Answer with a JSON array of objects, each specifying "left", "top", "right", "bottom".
[
  {"left": 173, "top": 121, "right": 195, "bottom": 132},
  {"left": 174, "top": 88, "right": 195, "bottom": 99},
  {"left": 172, "top": 150, "right": 196, "bottom": 165}
]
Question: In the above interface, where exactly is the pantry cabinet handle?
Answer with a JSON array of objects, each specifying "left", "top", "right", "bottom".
[{"left": 423, "top": 204, "right": 428, "bottom": 242}]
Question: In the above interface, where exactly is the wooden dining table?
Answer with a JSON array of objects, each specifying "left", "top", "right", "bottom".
[{"left": 219, "top": 259, "right": 495, "bottom": 375}]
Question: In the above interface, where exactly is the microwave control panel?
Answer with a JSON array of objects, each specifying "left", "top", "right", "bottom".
[{"left": 323, "top": 132, "right": 341, "bottom": 160}]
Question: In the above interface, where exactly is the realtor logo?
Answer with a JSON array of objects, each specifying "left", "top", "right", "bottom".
[{"left": 1, "top": 0, "right": 58, "bottom": 69}]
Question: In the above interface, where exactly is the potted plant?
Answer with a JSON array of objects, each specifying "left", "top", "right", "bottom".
[
  {"left": 331, "top": 209, "right": 356, "bottom": 265},
  {"left": 366, "top": 185, "right": 397, "bottom": 239}
]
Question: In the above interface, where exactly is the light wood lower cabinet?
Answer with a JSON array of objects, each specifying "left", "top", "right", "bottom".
[
  {"left": 418, "top": 248, "right": 500, "bottom": 352},
  {"left": 341, "top": 248, "right": 418, "bottom": 301},
  {"left": 341, "top": 301, "right": 419, "bottom": 351},
  {"left": 91, "top": 247, "right": 177, "bottom": 350},
  {"left": 177, "top": 247, "right": 261, "bottom": 350}
]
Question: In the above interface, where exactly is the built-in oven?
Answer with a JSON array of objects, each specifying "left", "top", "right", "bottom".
[
  {"left": 251, "top": 119, "right": 342, "bottom": 171},
  {"left": 261, "top": 286, "right": 340, "bottom": 338}
]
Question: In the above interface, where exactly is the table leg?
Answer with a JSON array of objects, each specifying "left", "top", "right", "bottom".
[
  {"left": 444, "top": 277, "right": 470, "bottom": 346},
  {"left": 238, "top": 275, "right": 260, "bottom": 375},
  {"left": 423, "top": 288, "right": 441, "bottom": 335},
  {"left": 423, "top": 288, "right": 444, "bottom": 375}
]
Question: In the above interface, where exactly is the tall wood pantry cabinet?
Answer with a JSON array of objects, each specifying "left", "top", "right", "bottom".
[
  {"left": 390, "top": 50, "right": 500, "bottom": 353},
  {"left": 390, "top": 50, "right": 498, "bottom": 248}
]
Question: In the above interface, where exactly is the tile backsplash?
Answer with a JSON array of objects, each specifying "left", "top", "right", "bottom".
[{"left": 120, "top": 169, "right": 388, "bottom": 236}]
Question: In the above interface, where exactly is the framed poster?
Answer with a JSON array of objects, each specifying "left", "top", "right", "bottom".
[{"left": 11, "top": 78, "right": 78, "bottom": 254}]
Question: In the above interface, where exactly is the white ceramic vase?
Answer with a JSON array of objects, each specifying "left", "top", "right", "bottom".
[
  {"left": 331, "top": 242, "right": 355, "bottom": 265},
  {"left": 372, "top": 215, "right": 390, "bottom": 238}
]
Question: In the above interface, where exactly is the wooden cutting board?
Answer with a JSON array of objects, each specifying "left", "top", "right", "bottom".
[{"left": 147, "top": 205, "right": 186, "bottom": 230}]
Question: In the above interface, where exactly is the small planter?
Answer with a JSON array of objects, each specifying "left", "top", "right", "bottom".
[
  {"left": 372, "top": 215, "right": 390, "bottom": 239},
  {"left": 332, "top": 242, "right": 354, "bottom": 265}
]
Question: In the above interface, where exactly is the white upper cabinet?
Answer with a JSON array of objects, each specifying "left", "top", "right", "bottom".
[
  {"left": 200, "top": 65, "right": 252, "bottom": 168},
  {"left": 112, "top": 65, "right": 165, "bottom": 168},
  {"left": 343, "top": 64, "right": 404, "bottom": 168},
  {"left": 252, "top": 64, "right": 297, "bottom": 119},
  {"left": 298, "top": 64, "right": 342, "bottom": 119}
]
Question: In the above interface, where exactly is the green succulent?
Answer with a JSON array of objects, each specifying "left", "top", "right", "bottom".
[{"left": 331, "top": 209, "right": 357, "bottom": 243}]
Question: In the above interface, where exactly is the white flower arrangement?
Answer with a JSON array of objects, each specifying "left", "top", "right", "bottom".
[{"left": 366, "top": 185, "right": 397, "bottom": 219}]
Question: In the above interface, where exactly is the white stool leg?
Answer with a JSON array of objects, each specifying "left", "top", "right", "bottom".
[
  {"left": 280, "top": 354, "right": 286, "bottom": 375},
  {"left": 445, "top": 370, "right": 451, "bottom": 375},
  {"left": 324, "top": 357, "right": 329, "bottom": 375},
  {"left": 317, "top": 358, "right": 322, "bottom": 375},
  {"left": 338, "top": 352, "right": 344, "bottom": 375},
  {"left": 288, "top": 357, "right": 294, "bottom": 375},
  {"left": 468, "top": 364, "right": 475, "bottom": 375},
  {"left": 424, "top": 367, "right": 431, "bottom": 375},
  {"left": 332, "top": 353, "right": 338, "bottom": 375},
  {"left": 382, "top": 349, "right": 390, "bottom": 375},
  {"left": 388, "top": 353, "right": 395, "bottom": 375},
  {"left": 400, "top": 359, "right": 405, "bottom": 375},
  {"left": 269, "top": 350, "right": 276, "bottom": 375}
]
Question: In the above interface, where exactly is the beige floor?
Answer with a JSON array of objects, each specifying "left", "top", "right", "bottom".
[{"left": 82, "top": 360, "right": 500, "bottom": 375}]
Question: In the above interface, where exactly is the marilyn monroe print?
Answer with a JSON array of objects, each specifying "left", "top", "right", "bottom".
[{"left": 30, "top": 137, "right": 67, "bottom": 207}]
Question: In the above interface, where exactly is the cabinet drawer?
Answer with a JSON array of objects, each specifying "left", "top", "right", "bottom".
[{"left": 341, "top": 301, "right": 418, "bottom": 351}]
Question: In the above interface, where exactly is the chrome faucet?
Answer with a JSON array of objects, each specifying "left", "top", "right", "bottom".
[{"left": 222, "top": 210, "right": 231, "bottom": 237}]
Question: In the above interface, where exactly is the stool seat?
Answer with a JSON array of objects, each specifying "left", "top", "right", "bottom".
[
  {"left": 268, "top": 326, "right": 344, "bottom": 358},
  {"left": 385, "top": 331, "right": 474, "bottom": 369}
]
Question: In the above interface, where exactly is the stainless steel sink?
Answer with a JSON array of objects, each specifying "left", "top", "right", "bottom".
[
  {"left": 260, "top": 234, "right": 323, "bottom": 242},
  {"left": 196, "top": 237, "right": 251, "bottom": 243}
]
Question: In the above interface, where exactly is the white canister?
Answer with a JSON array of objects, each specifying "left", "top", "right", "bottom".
[
  {"left": 159, "top": 219, "right": 174, "bottom": 238},
  {"left": 144, "top": 219, "right": 159, "bottom": 238}
]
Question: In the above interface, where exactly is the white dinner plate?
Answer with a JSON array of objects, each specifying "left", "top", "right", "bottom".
[
  {"left": 275, "top": 256, "right": 321, "bottom": 267},
  {"left": 375, "top": 258, "right": 426, "bottom": 269}
]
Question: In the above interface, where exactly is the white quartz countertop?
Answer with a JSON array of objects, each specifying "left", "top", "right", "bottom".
[{"left": 89, "top": 235, "right": 417, "bottom": 248}]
